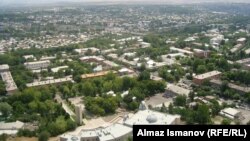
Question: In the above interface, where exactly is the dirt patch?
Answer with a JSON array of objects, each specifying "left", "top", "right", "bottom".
[{"left": 7, "top": 137, "right": 38, "bottom": 141}]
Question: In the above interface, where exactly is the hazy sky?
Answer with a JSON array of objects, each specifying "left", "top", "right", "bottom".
[{"left": 1, "top": 0, "right": 250, "bottom": 5}]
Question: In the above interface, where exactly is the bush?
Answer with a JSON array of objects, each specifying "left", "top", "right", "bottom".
[{"left": 38, "top": 131, "right": 50, "bottom": 141}]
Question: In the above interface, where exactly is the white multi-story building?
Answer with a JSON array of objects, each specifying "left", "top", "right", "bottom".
[
  {"left": 24, "top": 60, "right": 50, "bottom": 70},
  {"left": 210, "top": 35, "right": 224, "bottom": 47},
  {"left": 26, "top": 76, "right": 73, "bottom": 87},
  {"left": 0, "top": 64, "right": 18, "bottom": 95}
]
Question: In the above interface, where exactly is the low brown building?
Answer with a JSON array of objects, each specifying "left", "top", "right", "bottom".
[
  {"left": 193, "top": 71, "right": 221, "bottom": 85},
  {"left": 193, "top": 49, "right": 210, "bottom": 58}
]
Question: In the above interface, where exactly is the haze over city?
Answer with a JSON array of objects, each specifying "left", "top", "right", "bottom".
[{"left": 1, "top": 0, "right": 250, "bottom": 6}]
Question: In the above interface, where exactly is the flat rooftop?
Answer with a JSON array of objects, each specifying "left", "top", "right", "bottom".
[
  {"left": 237, "top": 38, "right": 246, "bottom": 42},
  {"left": 236, "top": 58, "right": 250, "bottom": 64},
  {"left": 0, "top": 71, "right": 18, "bottom": 92},
  {"left": 61, "top": 123, "right": 132, "bottom": 141},
  {"left": 80, "top": 56, "right": 104, "bottom": 62},
  {"left": 24, "top": 60, "right": 50, "bottom": 65},
  {"left": 221, "top": 107, "right": 240, "bottom": 116},
  {"left": 26, "top": 76, "right": 73, "bottom": 87},
  {"left": 0, "top": 64, "right": 9, "bottom": 71},
  {"left": 166, "top": 84, "right": 190, "bottom": 96},
  {"left": 210, "top": 79, "right": 250, "bottom": 93},
  {"left": 194, "top": 70, "right": 221, "bottom": 80},
  {"left": 0, "top": 121, "right": 24, "bottom": 130},
  {"left": 170, "top": 47, "right": 193, "bottom": 55},
  {"left": 103, "top": 60, "right": 119, "bottom": 67},
  {"left": 81, "top": 71, "right": 117, "bottom": 79},
  {"left": 51, "top": 66, "right": 69, "bottom": 73}
]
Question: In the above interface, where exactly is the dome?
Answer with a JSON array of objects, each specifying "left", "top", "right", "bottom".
[{"left": 146, "top": 114, "right": 158, "bottom": 123}]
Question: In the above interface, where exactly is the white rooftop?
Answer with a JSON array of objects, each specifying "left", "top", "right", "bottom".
[
  {"left": 121, "top": 91, "right": 129, "bottom": 98},
  {"left": 51, "top": 66, "right": 69, "bottom": 73},
  {"left": 0, "top": 121, "right": 24, "bottom": 130},
  {"left": 236, "top": 58, "right": 250, "bottom": 64},
  {"left": 194, "top": 70, "right": 221, "bottom": 80},
  {"left": 237, "top": 38, "right": 246, "bottom": 42},
  {"left": 74, "top": 47, "right": 100, "bottom": 54},
  {"left": 0, "top": 64, "right": 9, "bottom": 71},
  {"left": 23, "top": 55, "right": 35, "bottom": 60},
  {"left": 40, "top": 56, "right": 56, "bottom": 61},
  {"left": 80, "top": 56, "right": 104, "bottom": 62},
  {"left": 118, "top": 68, "right": 134, "bottom": 73},
  {"left": 166, "top": 84, "right": 190, "bottom": 96},
  {"left": 0, "top": 71, "right": 18, "bottom": 92},
  {"left": 124, "top": 109, "right": 180, "bottom": 127},
  {"left": 170, "top": 47, "right": 193, "bottom": 55},
  {"left": 26, "top": 76, "right": 73, "bottom": 87},
  {"left": 221, "top": 108, "right": 240, "bottom": 117},
  {"left": 73, "top": 124, "right": 132, "bottom": 141},
  {"left": 24, "top": 60, "right": 50, "bottom": 65}
]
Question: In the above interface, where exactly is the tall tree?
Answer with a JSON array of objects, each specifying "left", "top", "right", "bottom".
[
  {"left": 194, "top": 104, "right": 210, "bottom": 124},
  {"left": 168, "top": 103, "right": 174, "bottom": 114},
  {"left": 0, "top": 80, "right": 6, "bottom": 96},
  {"left": 138, "top": 70, "right": 150, "bottom": 81},
  {"left": 0, "top": 102, "right": 12, "bottom": 117},
  {"left": 174, "top": 95, "right": 187, "bottom": 107},
  {"left": 80, "top": 82, "right": 96, "bottom": 96}
]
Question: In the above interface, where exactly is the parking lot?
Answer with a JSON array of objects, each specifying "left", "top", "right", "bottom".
[
  {"left": 238, "top": 108, "right": 250, "bottom": 124},
  {"left": 145, "top": 93, "right": 173, "bottom": 108}
]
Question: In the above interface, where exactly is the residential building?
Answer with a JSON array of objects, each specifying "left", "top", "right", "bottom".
[
  {"left": 103, "top": 60, "right": 119, "bottom": 68},
  {"left": 51, "top": 66, "right": 69, "bottom": 73},
  {"left": 0, "top": 64, "right": 18, "bottom": 95},
  {"left": 74, "top": 47, "right": 100, "bottom": 55},
  {"left": 0, "top": 64, "right": 9, "bottom": 72},
  {"left": 26, "top": 76, "right": 73, "bottom": 87},
  {"left": 40, "top": 56, "right": 56, "bottom": 61},
  {"left": 236, "top": 58, "right": 250, "bottom": 64},
  {"left": 193, "top": 49, "right": 210, "bottom": 58},
  {"left": 210, "top": 35, "right": 224, "bottom": 47},
  {"left": 170, "top": 47, "right": 193, "bottom": 56},
  {"left": 219, "top": 108, "right": 241, "bottom": 120},
  {"left": 165, "top": 84, "right": 190, "bottom": 96},
  {"left": 230, "top": 44, "right": 243, "bottom": 53},
  {"left": 193, "top": 71, "right": 221, "bottom": 85},
  {"left": 0, "top": 121, "right": 24, "bottom": 135},
  {"left": 81, "top": 71, "right": 117, "bottom": 79},
  {"left": 139, "top": 42, "right": 151, "bottom": 48},
  {"left": 237, "top": 38, "right": 246, "bottom": 44},
  {"left": 118, "top": 68, "right": 134, "bottom": 75},
  {"left": 24, "top": 60, "right": 50, "bottom": 70},
  {"left": 80, "top": 56, "right": 104, "bottom": 63},
  {"left": 23, "top": 55, "right": 35, "bottom": 60},
  {"left": 210, "top": 79, "right": 250, "bottom": 94}
]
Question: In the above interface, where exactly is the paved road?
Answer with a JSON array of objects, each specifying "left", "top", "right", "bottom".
[{"left": 55, "top": 94, "right": 75, "bottom": 118}]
